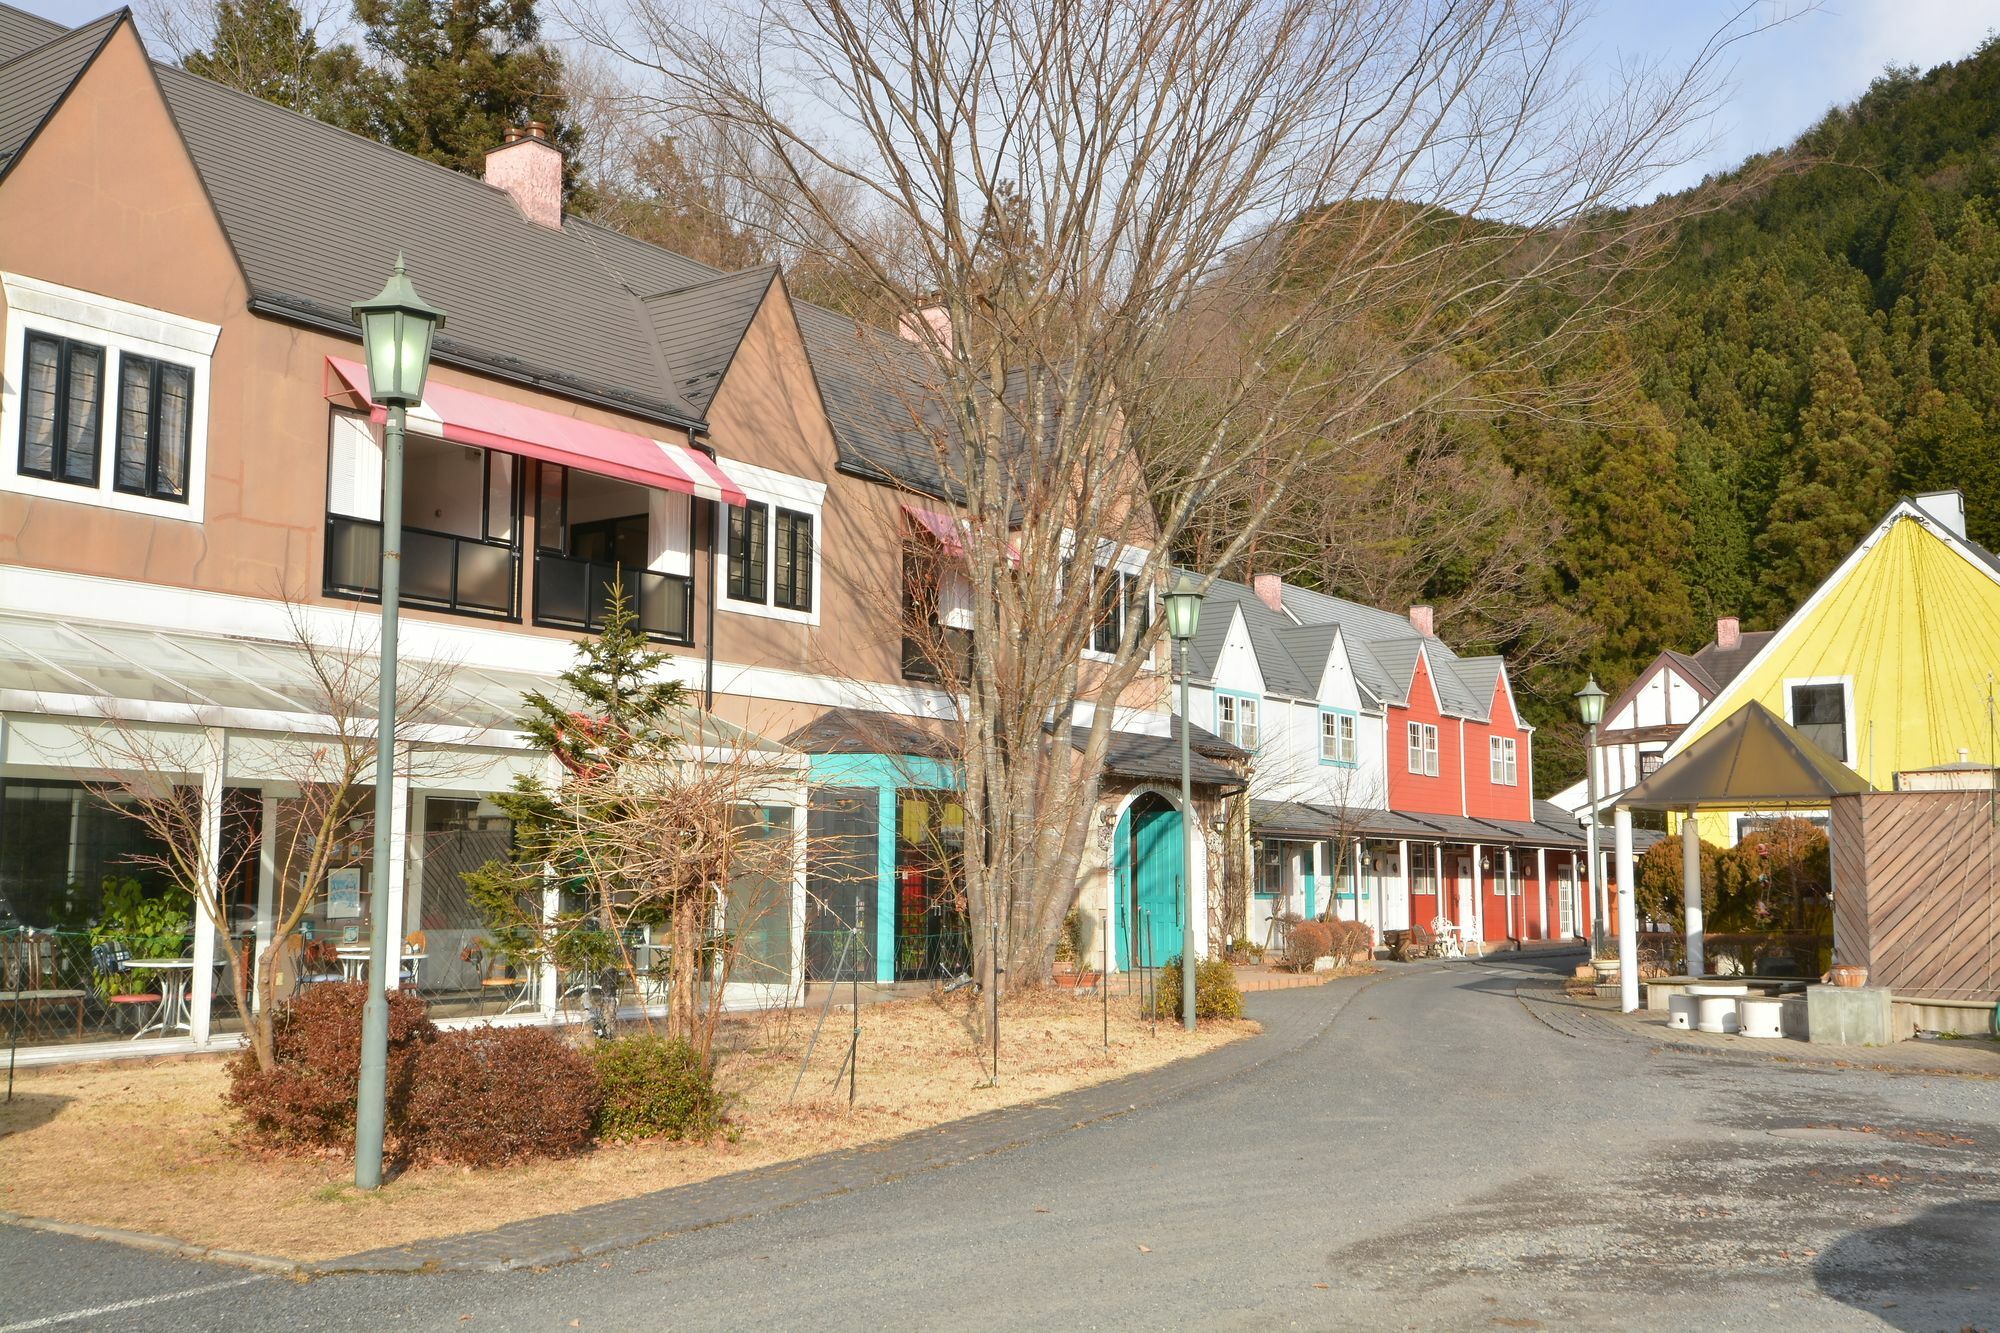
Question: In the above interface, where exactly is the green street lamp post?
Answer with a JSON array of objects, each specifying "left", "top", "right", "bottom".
[
  {"left": 1573, "top": 676, "right": 1608, "bottom": 958},
  {"left": 351, "top": 257, "right": 443, "bottom": 1191},
  {"left": 1164, "top": 573, "right": 1204, "bottom": 1033}
]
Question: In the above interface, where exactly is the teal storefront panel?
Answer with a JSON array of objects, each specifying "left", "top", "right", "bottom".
[{"left": 806, "top": 754, "right": 961, "bottom": 983}]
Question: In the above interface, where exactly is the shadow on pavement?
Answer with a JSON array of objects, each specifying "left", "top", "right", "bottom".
[{"left": 1812, "top": 1199, "right": 2000, "bottom": 1329}]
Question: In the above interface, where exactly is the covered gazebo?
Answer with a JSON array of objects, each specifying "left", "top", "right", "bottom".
[{"left": 1608, "top": 701, "right": 1871, "bottom": 1011}]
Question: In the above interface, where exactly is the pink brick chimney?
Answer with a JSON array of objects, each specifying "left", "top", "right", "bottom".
[
  {"left": 1409, "top": 604, "right": 1434, "bottom": 637},
  {"left": 485, "top": 122, "right": 563, "bottom": 228},
  {"left": 1716, "top": 615, "right": 1740, "bottom": 650},
  {"left": 1252, "top": 573, "right": 1284, "bottom": 613},
  {"left": 897, "top": 304, "right": 953, "bottom": 354}
]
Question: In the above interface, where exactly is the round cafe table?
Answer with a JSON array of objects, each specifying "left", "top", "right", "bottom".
[
  {"left": 336, "top": 947, "right": 428, "bottom": 984},
  {"left": 127, "top": 959, "right": 200, "bottom": 1040}
]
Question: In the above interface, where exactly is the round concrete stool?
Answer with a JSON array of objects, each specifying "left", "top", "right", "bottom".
[
  {"left": 1667, "top": 994, "right": 1698, "bottom": 1030},
  {"left": 1687, "top": 982, "right": 1749, "bottom": 1034},
  {"left": 1737, "top": 995, "right": 1785, "bottom": 1039}
]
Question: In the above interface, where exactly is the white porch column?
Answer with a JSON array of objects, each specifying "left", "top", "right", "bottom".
[
  {"left": 1569, "top": 850, "right": 1580, "bottom": 938},
  {"left": 539, "top": 756, "right": 563, "bottom": 1018},
  {"left": 1350, "top": 839, "right": 1363, "bottom": 922},
  {"left": 378, "top": 766, "right": 412, "bottom": 995},
  {"left": 1682, "top": 807, "right": 1705, "bottom": 977},
  {"left": 1470, "top": 842, "right": 1484, "bottom": 943},
  {"left": 1536, "top": 846, "right": 1548, "bottom": 943},
  {"left": 1396, "top": 838, "right": 1409, "bottom": 932},
  {"left": 1310, "top": 840, "right": 1325, "bottom": 920},
  {"left": 1615, "top": 806, "right": 1638, "bottom": 1011},
  {"left": 253, "top": 796, "right": 278, "bottom": 1015},
  {"left": 406, "top": 792, "right": 429, "bottom": 942},
  {"left": 1504, "top": 848, "right": 1516, "bottom": 945},
  {"left": 190, "top": 735, "right": 226, "bottom": 1044}
]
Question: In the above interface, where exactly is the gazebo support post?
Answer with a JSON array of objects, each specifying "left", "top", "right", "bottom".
[
  {"left": 1681, "top": 806, "right": 1705, "bottom": 978},
  {"left": 1614, "top": 806, "right": 1638, "bottom": 1012}
]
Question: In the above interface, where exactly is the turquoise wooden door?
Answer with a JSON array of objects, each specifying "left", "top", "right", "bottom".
[{"left": 1131, "top": 800, "right": 1183, "bottom": 968}]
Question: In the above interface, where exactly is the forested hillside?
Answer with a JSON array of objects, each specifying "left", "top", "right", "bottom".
[
  {"left": 1351, "top": 38, "right": 2000, "bottom": 788},
  {"left": 1641, "top": 40, "right": 2000, "bottom": 623}
]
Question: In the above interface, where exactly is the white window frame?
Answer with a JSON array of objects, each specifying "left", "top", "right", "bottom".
[
  {"left": 1489, "top": 735, "right": 1518, "bottom": 786},
  {"left": 1407, "top": 721, "right": 1439, "bottom": 777},
  {"left": 2, "top": 272, "right": 219, "bottom": 522},
  {"left": 1781, "top": 675, "right": 1855, "bottom": 765},
  {"left": 1217, "top": 690, "right": 1259, "bottom": 750},
  {"left": 715, "top": 458, "right": 825, "bottom": 626},
  {"left": 1320, "top": 708, "right": 1357, "bottom": 766},
  {"left": 1081, "top": 542, "right": 1153, "bottom": 664}
]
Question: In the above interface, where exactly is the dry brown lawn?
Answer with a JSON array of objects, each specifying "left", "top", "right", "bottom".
[{"left": 0, "top": 990, "right": 1251, "bottom": 1262}]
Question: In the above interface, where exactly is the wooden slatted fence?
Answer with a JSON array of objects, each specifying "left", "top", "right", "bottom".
[{"left": 1830, "top": 790, "right": 2000, "bottom": 1001}]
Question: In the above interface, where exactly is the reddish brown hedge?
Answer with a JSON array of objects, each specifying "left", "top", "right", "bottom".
[
  {"left": 405, "top": 1026, "right": 602, "bottom": 1166},
  {"left": 226, "top": 982, "right": 435, "bottom": 1151},
  {"left": 1282, "top": 919, "right": 1333, "bottom": 971}
]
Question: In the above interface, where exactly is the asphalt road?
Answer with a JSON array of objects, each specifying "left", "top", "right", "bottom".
[{"left": 5, "top": 953, "right": 1998, "bottom": 1331}]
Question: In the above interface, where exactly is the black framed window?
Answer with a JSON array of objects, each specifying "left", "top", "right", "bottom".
[
  {"left": 114, "top": 353, "right": 194, "bottom": 501},
  {"left": 774, "top": 507, "right": 813, "bottom": 611},
  {"left": 1091, "top": 568, "right": 1132, "bottom": 654},
  {"left": 18, "top": 332, "right": 104, "bottom": 487},
  {"left": 1789, "top": 682, "right": 1847, "bottom": 760},
  {"left": 727, "top": 501, "right": 769, "bottom": 603}
]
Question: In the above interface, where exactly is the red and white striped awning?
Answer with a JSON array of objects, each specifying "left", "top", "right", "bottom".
[
  {"left": 901, "top": 500, "right": 966, "bottom": 554},
  {"left": 325, "top": 357, "right": 747, "bottom": 506}
]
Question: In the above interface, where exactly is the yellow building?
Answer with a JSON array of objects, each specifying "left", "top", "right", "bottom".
[{"left": 1660, "top": 492, "right": 2000, "bottom": 844}]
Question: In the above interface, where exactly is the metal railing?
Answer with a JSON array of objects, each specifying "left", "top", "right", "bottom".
[
  {"left": 326, "top": 515, "right": 519, "bottom": 620},
  {"left": 534, "top": 553, "right": 693, "bottom": 644}
]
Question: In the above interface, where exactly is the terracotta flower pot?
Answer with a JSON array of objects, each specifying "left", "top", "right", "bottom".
[{"left": 1825, "top": 964, "right": 1869, "bottom": 988}]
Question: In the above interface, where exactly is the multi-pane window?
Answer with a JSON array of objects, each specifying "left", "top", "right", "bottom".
[
  {"left": 1218, "top": 693, "right": 1259, "bottom": 749},
  {"left": 727, "top": 500, "right": 816, "bottom": 611},
  {"left": 1091, "top": 567, "right": 1141, "bottom": 655},
  {"left": 1407, "top": 721, "right": 1439, "bottom": 776},
  {"left": 1789, "top": 682, "right": 1847, "bottom": 761},
  {"left": 773, "top": 507, "right": 813, "bottom": 611},
  {"left": 1489, "top": 735, "right": 1518, "bottom": 786},
  {"left": 18, "top": 332, "right": 104, "bottom": 486},
  {"left": 114, "top": 353, "right": 194, "bottom": 501},
  {"left": 1320, "top": 710, "right": 1357, "bottom": 764},
  {"left": 726, "top": 501, "right": 769, "bottom": 602}
]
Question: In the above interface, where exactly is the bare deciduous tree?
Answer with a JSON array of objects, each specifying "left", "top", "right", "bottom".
[
  {"left": 571, "top": 0, "right": 1772, "bottom": 990},
  {"left": 82, "top": 606, "right": 467, "bottom": 1070}
]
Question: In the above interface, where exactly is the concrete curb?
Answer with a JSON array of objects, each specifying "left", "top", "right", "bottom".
[{"left": 0, "top": 1209, "right": 303, "bottom": 1275}]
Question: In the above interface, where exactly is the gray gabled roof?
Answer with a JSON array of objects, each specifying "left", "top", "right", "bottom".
[
  {"left": 149, "top": 63, "right": 706, "bottom": 428},
  {"left": 0, "top": 1, "right": 60, "bottom": 59},
  {"left": 0, "top": 2, "right": 975, "bottom": 500},
  {"left": 641, "top": 265, "right": 777, "bottom": 413},
  {"left": 1185, "top": 579, "right": 1317, "bottom": 699},
  {"left": 0, "top": 10, "right": 116, "bottom": 176},
  {"left": 793, "top": 300, "right": 958, "bottom": 498}
]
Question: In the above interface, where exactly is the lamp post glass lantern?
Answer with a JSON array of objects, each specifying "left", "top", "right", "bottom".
[
  {"left": 1166, "top": 575, "right": 1201, "bottom": 1032},
  {"left": 1574, "top": 676, "right": 1607, "bottom": 956},
  {"left": 350, "top": 256, "right": 443, "bottom": 1192}
]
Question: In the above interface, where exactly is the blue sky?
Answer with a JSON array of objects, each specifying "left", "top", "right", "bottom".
[{"left": 16, "top": 0, "right": 2000, "bottom": 197}]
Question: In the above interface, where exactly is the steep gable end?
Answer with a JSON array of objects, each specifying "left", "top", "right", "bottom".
[
  {"left": 641, "top": 264, "right": 778, "bottom": 414},
  {"left": 1665, "top": 505, "right": 2000, "bottom": 781},
  {"left": 0, "top": 11, "right": 120, "bottom": 181}
]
